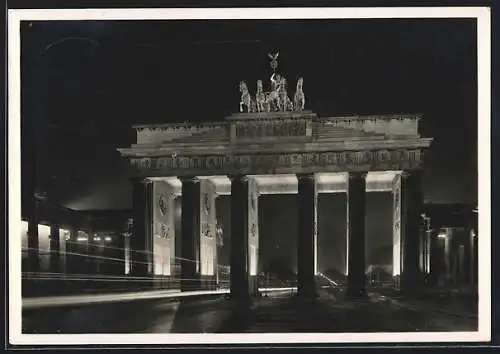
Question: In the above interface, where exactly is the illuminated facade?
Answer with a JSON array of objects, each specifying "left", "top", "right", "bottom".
[
  {"left": 118, "top": 111, "right": 433, "bottom": 298},
  {"left": 118, "top": 53, "right": 432, "bottom": 299}
]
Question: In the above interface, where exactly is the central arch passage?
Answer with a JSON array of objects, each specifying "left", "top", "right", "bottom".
[{"left": 259, "top": 194, "right": 298, "bottom": 283}]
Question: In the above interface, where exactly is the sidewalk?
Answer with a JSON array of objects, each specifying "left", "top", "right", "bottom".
[{"left": 373, "top": 287, "right": 478, "bottom": 319}]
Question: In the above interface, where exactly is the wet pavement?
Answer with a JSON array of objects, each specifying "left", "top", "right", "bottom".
[
  {"left": 23, "top": 296, "right": 234, "bottom": 334},
  {"left": 22, "top": 289, "right": 478, "bottom": 334},
  {"left": 217, "top": 290, "right": 478, "bottom": 333}
]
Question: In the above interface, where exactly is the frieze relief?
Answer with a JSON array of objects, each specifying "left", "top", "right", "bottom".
[
  {"left": 235, "top": 119, "right": 308, "bottom": 138},
  {"left": 130, "top": 148, "right": 424, "bottom": 173}
]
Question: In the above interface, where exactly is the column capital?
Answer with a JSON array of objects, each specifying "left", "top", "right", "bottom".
[
  {"left": 401, "top": 170, "right": 422, "bottom": 180},
  {"left": 296, "top": 173, "right": 316, "bottom": 182},
  {"left": 179, "top": 176, "right": 200, "bottom": 184},
  {"left": 228, "top": 174, "right": 249, "bottom": 183},
  {"left": 348, "top": 171, "right": 368, "bottom": 180}
]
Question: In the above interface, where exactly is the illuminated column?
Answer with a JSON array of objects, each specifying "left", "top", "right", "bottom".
[
  {"left": 392, "top": 173, "right": 402, "bottom": 287},
  {"left": 199, "top": 179, "right": 218, "bottom": 290},
  {"left": 248, "top": 177, "right": 260, "bottom": 295},
  {"left": 229, "top": 175, "right": 250, "bottom": 301},
  {"left": 296, "top": 173, "right": 317, "bottom": 299},
  {"left": 180, "top": 176, "right": 201, "bottom": 291},
  {"left": 49, "top": 223, "right": 60, "bottom": 273},
  {"left": 27, "top": 198, "right": 40, "bottom": 273},
  {"left": 346, "top": 172, "right": 367, "bottom": 298},
  {"left": 130, "top": 178, "right": 154, "bottom": 278},
  {"left": 424, "top": 220, "right": 432, "bottom": 277},
  {"left": 443, "top": 231, "right": 451, "bottom": 281},
  {"left": 314, "top": 181, "right": 318, "bottom": 276},
  {"left": 400, "top": 171, "right": 423, "bottom": 291}
]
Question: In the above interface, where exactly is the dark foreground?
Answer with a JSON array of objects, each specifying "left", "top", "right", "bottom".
[{"left": 23, "top": 289, "right": 478, "bottom": 334}]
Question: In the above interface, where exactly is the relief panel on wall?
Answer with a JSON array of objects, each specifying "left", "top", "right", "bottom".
[
  {"left": 153, "top": 181, "right": 176, "bottom": 276},
  {"left": 248, "top": 178, "right": 260, "bottom": 276},
  {"left": 200, "top": 180, "right": 217, "bottom": 276}
]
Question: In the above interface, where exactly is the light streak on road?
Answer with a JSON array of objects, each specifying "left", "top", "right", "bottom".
[{"left": 23, "top": 287, "right": 300, "bottom": 310}]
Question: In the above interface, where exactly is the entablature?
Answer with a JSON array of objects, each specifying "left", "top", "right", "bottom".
[
  {"left": 126, "top": 147, "right": 427, "bottom": 178},
  {"left": 118, "top": 137, "right": 433, "bottom": 158}
]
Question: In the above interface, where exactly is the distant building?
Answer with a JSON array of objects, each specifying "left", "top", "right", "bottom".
[
  {"left": 422, "top": 203, "right": 478, "bottom": 291},
  {"left": 21, "top": 195, "right": 131, "bottom": 278}
]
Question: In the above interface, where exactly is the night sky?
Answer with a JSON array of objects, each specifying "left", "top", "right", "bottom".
[{"left": 21, "top": 18, "right": 478, "bottom": 210}]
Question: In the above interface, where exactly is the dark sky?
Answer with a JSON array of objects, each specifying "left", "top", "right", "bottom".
[{"left": 21, "top": 18, "right": 478, "bottom": 210}]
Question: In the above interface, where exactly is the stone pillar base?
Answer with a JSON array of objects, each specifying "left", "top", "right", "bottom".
[
  {"left": 248, "top": 275, "right": 259, "bottom": 297},
  {"left": 392, "top": 275, "right": 401, "bottom": 289}
]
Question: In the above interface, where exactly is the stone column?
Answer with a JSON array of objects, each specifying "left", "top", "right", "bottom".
[
  {"left": 130, "top": 178, "right": 153, "bottom": 278},
  {"left": 229, "top": 175, "right": 250, "bottom": 301},
  {"left": 424, "top": 226, "right": 432, "bottom": 278},
  {"left": 392, "top": 174, "right": 402, "bottom": 288},
  {"left": 146, "top": 180, "right": 155, "bottom": 275},
  {"left": 27, "top": 198, "right": 40, "bottom": 273},
  {"left": 296, "top": 173, "right": 317, "bottom": 299},
  {"left": 180, "top": 176, "right": 201, "bottom": 292},
  {"left": 248, "top": 177, "right": 260, "bottom": 296},
  {"left": 346, "top": 172, "right": 367, "bottom": 298},
  {"left": 199, "top": 179, "right": 218, "bottom": 290},
  {"left": 400, "top": 171, "right": 423, "bottom": 291},
  {"left": 49, "top": 223, "right": 60, "bottom": 273}
]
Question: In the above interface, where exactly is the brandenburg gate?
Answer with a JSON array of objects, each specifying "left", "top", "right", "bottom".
[{"left": 118, "top": 54, "right": 433, "bottom": 300}]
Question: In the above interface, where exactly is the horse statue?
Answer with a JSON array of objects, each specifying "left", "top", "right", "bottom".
[
  {"left": 239, "top": 81, "right": 252, "bottom": 113},
  {"left": 255, "top": 80, "right": 268, "bottom": 113},
  {"left": 294, "top": 77, "right": 305, "bottom": 111},
  {"left": 278, "top": 76, "right": 294, "bottom": 112}
]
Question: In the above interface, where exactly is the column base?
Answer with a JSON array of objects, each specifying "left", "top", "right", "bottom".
[
  {"left": 392, "top": 275, "right": 401, "bottom": 289},
  {"left": 248, "top": 275, "right": 259, "bottom": 297}
]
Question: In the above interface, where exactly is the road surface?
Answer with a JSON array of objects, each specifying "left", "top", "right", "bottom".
[{"left": 22, "top": 290, "right": 477, "bottom": 334}]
